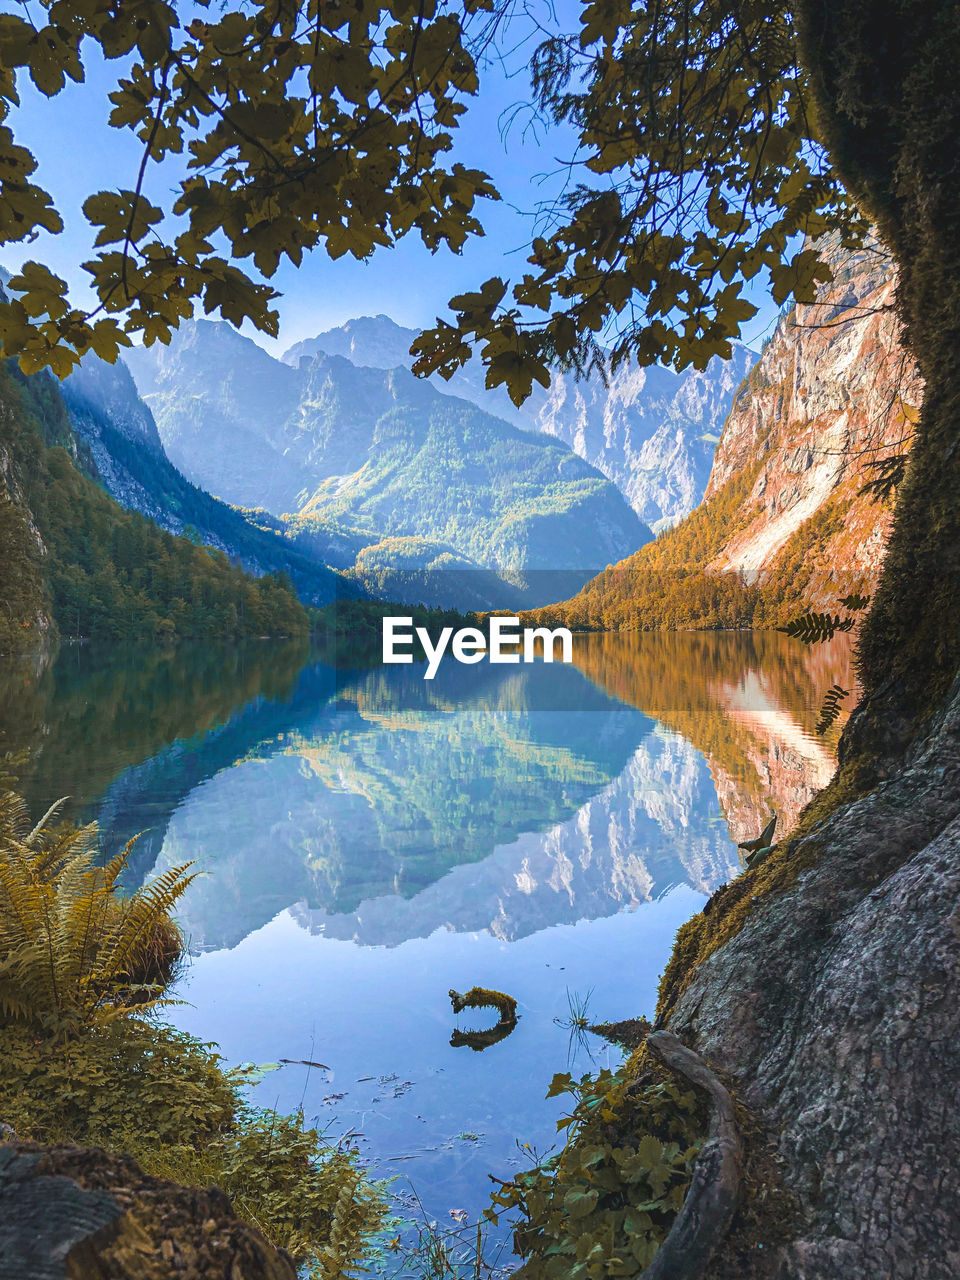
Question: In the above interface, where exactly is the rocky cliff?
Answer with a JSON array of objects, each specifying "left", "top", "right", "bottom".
[
  {"left": 703, "top": 240, "right": 919, "bottom": 604},
  {"left": 551, "top": 241, "right": 920, "bottom": 628}
]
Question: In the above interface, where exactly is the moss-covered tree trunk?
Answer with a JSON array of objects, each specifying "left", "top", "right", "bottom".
[
  {"left": 655, "top": 6, "right": 960, "bottom": 1276},
  {"left": 798, "top": 0, "right": 960, "bottom": 778}
]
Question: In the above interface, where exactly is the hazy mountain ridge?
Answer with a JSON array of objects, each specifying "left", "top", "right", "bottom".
[
  {"left": 283, "top": 315, "right": 756, "bottom": 530},
  {"left": 128, "top": 321, "right": 652, "bottom": 607},
  {"left": 62, "top": 356, "right": 347, "bottom": 604}
]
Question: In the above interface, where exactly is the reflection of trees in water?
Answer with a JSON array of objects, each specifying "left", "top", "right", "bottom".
[
  {"left": 572, "top": 630, "right": 855, "bottom": 841},
  {"left": 0, "top": 637, "right": 310, "bottom": 847},
  {"left": 0, "top": 631, "right": 851, "bottom": 949}
]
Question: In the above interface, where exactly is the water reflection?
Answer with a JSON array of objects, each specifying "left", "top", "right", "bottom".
[
  {"left": 0, "top": 629, "right": 853, "bottom": 1263},
  {"left": 0, "top": 631, "right": 853, "bottom": 954}
]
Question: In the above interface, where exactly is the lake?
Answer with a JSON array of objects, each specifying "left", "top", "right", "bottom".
[{"left": 0, "top": 629, "right": 854, "bottom": 1274}]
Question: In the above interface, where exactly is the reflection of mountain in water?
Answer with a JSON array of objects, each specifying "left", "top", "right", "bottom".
[
  {"left": 151, "top": 660, "right": 657, "bottom": 949},
  {"left": 0, "top": 630, "right": 850, "bottom": 955},
  {"left": 290, "top": 725, "right": 740, "bottom": 947}
]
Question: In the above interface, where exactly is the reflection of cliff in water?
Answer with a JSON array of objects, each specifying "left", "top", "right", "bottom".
[{"left": 571, "top": 630, "right": 854, "bottom": 842}]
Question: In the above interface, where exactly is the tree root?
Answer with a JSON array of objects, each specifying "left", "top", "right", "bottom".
[{"left": 640, "top": 1031, "right": 742, "bottom": 1280}]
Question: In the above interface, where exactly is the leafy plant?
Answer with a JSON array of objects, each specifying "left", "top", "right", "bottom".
[
  {"left": 486, "top": 1065, "right": 705, "bottom": 1278},
  {"left": 0, "top": 1018, "right": 388, "bottom": 1279},
  {"left": 0, "top": 786, "right": 389, "bottom": 1277},
  {"left": 778, "top": 597, "right": 863, "bottom": 735},
  {"left": 123, "top": 1109, "right": 389, "bottom": 1280},
  {"left": 779, "top": 612, "right": 855, "bottom": 644},
  {"left": 0, "top": 792, "right": 194, "bottom": 1031}
]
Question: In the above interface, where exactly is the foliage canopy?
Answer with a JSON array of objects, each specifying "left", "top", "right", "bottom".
[
  {"left": 0, "top": 0, "right": 497, "bottom": 374},
  {"left": 0, "top": 0, "right": 864, "bottom": 397}
]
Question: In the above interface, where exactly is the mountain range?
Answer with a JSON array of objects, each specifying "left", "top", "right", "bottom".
[
  {"left": 284, "top": 315, "right": 756, "bottom": 532},
  {"left": 124, "top": 320, "right": 657, "bottom": 607},
  {"left": 3, "top": 235, "right": 914, "bottom": 643}
]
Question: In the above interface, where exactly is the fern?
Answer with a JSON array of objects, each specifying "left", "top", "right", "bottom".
[
  {"left": 838, "top": 593, "right": 871, "bottom": 612},
  {"left": 816, "top": 685, "right": 850, "bottom": 735},
  {"left": 780, "top": 612, "right": 855, "bottom": 644},
  {"left": 0, "top": 792, "right": 194, "bottom": 1030}
]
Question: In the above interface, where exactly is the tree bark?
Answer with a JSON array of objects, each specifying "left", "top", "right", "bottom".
[
  {"left": 658, "top": 5, "right": 960, "bottom": 1274},
  {"left": 797, "top": 0, "right": 960, "bottom": 777},
  {"left": 668, "top": 670, "right": 960, "bottom": 1278}
]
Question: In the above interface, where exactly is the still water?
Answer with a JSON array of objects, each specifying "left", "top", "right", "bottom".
[{"left": 0, "top": 630, "right": 854, "bottom": 1272}]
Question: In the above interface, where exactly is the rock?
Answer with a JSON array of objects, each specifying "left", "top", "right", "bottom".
[
  {"left": 0, "top": 1141, "right": 296, "bottom": 1280},
  {"left": 703, "top": 238, "right": 921, "bottom": 604},
  {"left": 666, "top": 671, "right": 960, "bottom": 1278}
]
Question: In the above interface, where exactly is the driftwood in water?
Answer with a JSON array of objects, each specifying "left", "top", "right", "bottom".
[
  {"left": 639, "top": 1031, "right": 742, "bottom": 1280},
  {"left": 448, "top": 986, "right": 518, "bottom": 1022},
  {"left": 448, "top": 986, "right": 518, "bottom": 1051}
]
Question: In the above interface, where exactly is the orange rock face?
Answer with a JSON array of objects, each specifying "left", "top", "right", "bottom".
[{"left": 706, "top": 240, "right": 921, "bottom": 607}]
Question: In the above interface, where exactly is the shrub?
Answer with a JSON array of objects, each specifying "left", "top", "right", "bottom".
[
  {"left": 0, "top": 788, "right": 388, "bottom": 1277},
  {"left": 0, "top": 790, "right": 194, "bottom": 1031},
  {"left": 487, "top": 1064, "right": 706, "bottom": 1278}
]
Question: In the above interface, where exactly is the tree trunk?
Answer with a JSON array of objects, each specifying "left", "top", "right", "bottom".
[
  {"left": 657, "top": 4, "right": 960, "bottom": 1275},
  {"left": 798, "top": 0, "right": 960, "bottom": 778}
]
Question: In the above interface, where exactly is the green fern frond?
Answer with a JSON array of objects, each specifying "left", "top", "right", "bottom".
[
  {"left": 95, "top": 859, "right": 196, "bottom": 996},
  {"left": 780, "top": 612, "right": 856, "bottom": 644},
  {"left": 816, "top": 685, "right": 850, "bottom": 735}
]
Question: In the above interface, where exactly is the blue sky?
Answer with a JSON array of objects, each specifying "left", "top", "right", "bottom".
[{"left": 7, "top": 14, "right": 781, "bottom": 357}]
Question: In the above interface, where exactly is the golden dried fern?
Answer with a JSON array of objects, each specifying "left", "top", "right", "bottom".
[{"left": 0, "top": 792, "right": 195, "bottom": 1031}]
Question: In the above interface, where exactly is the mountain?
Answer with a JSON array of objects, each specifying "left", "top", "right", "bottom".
[
  {"left": 283, "top": 316, "right": 756, "bottom": 531},
  {"left": 127, "top": 322, "right": 652, "bottom": 607},
  {"left": 61, "top": 356, "right": 347, "bottom": 605},
  {"left": 699, "top": 241, "right": 916, "bottom": 591},
  {"left": 0, "top": 358, "right": 308, "bottom": 651},
  {"left": 542, "top": 239, "right": 919, "bottom": 630}
]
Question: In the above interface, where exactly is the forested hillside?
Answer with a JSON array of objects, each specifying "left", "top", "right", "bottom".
[
  {"left": 0, "top": 361, "right": 309, "bottom": 653},
  {"left": 63, "top": 355, "right": 347, "bottom": 605},
  {"left": 127, "top": 321, "right": 652, "bottom": 605}
]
